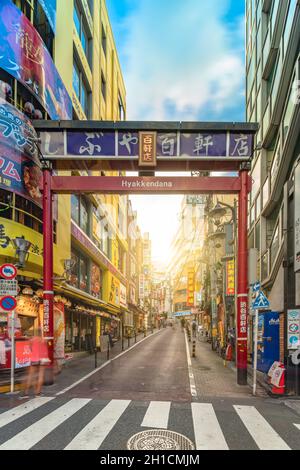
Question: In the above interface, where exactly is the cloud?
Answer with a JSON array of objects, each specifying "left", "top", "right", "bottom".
[{"left": 119, "top": 0, "right": 245, "bottom": 121}]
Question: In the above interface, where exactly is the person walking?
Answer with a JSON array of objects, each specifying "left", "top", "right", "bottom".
[
  {"left": 192, "top": 320, "right": 197, "bottom": 338},
  {"left": 23, "top": 328, "right": 50, "bottom": 397}
]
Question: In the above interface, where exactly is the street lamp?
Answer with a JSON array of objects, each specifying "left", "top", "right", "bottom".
[{"left": 11, "top": 236, "right": 32, "bottom": 268}]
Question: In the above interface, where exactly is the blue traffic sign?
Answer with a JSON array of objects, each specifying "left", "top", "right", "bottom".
[
  {"left": 252, "top": 282, "right": 261, "bottom": 292},
  {"left": 0, "top": 296, "right": 17, "bottom": 312},
  {"left": 252, "top": 291, "right": 270, "bottom": 309}
]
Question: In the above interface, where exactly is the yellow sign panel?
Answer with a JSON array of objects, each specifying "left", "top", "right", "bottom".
[{"left": 226, "top": 259, "right": 235, "bottom": 296}]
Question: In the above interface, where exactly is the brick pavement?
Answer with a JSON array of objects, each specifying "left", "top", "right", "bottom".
[{"left": 188, "top": 334, "right": 267, "bottom": 399}]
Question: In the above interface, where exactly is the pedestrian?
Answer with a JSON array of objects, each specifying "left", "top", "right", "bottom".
[
  {"left": 23, "top": 328, "right": 50, "bottom": 397},
  {"left": 180, "top": 318, "right": 185, "bottom": 332}
]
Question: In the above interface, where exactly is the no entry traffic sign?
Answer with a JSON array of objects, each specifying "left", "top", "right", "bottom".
[
  {"left": 0, "top": 296, "right": 17, "bottom": 311},
  {"left": 0, "top": 264, "right": 17, "bottom": 280}
]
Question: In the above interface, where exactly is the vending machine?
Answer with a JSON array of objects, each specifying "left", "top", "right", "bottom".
[{"left": 255, "top": 311, "right": 280, "bottom": 374}]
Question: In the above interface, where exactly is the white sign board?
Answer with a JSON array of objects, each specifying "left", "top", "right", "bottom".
[
  {"left": 287, "top": 309, "right": 300, "bottom": 350},
  {"left": 295, "top": 161, "right": 300, "bottom": 272},
  {"left": 0, "top": 279, "right": 18, "bottom": 296}
]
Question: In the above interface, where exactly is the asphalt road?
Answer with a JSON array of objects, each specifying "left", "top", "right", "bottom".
[
  {"left": 65, "top": 326, "right": 191, "bottom": 402},
  {"left": 1, "top": 327, "right": 300, "bottom": 450}
]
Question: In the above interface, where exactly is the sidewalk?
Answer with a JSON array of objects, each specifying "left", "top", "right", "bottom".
[
  {"left": 188, "top": 334, "right": 267, "bottom": 399},
  {"left": 1, "top": 329, "right": 159, "bottom": 396}
]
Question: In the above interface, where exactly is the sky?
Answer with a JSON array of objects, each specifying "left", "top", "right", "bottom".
[{"left": 106, "top": 0, "right": 246, "bottom": 268}]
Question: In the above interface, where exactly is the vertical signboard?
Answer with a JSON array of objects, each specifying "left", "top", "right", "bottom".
[
  {"left": 287, "top": 309, "right": 300, "bottom": 350},
  {"left": 295, "top": 161, "right": 300, "bottom": 272},
  {"left": 226, "top": 259, "right": 235, "bottom": 296},
  {"left": 139, "top": 132, "right": 157, "bottom": 167},
  {"left": 187, "top": 269, "right": 195, "bottom": 307}
]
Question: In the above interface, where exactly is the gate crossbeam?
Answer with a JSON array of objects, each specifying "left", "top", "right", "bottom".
[{"left": 49, "top": 176, "right": 251, "bottom": 195}]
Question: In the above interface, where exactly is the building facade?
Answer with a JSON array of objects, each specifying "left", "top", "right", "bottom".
[
  {"left": 246, "top": 0, "right": 300, "bottom": 392},
  {"left": 0, "top": 0, "right": 127, "bottom": 373}
]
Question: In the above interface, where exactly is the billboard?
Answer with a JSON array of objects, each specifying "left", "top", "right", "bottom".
[{"left": 0, "top": 0, "right": 72, "bottom": 120}]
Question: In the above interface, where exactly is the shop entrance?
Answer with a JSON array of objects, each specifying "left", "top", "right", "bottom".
[{"left": 34, "top": 120, "right": 258, "bottom": 386}]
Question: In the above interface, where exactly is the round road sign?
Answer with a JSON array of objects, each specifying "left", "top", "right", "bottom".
[
  {"left": 0, "top": 264, "right": 17, "bottom": 280},
  {"left": 0, "top": 296, "right": 17, "bottom": 311}
]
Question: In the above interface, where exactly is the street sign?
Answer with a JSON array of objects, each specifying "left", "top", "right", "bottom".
[
  {"left": 252, "top": 282, "right": 261, "bottom": 292},
  {"left": 0, "top": 279, "right": 18, "bottom": 296},
  {"left": 0, "top": 264, "right": 17, "bottom": 280},
  {"left": 252, "top": 291, "right": 270, "bottom": 309},
  {"left": 0, "top": 296, "right": 17, "bottom": 312},
  {"left": 287, "top": 310, "right": 300, "bottom": 350}
]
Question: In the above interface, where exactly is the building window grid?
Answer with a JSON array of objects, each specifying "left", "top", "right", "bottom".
[
  {"left": 74, "top": 1, "right": 92, "bottom": 66},
  {"left": 73, "top": 59, "right": 91, "bottom": 118}
]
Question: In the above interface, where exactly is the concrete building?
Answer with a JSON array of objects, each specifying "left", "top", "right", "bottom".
[{"left": 246, "top": 0, "right": 300, "bottom": 392}]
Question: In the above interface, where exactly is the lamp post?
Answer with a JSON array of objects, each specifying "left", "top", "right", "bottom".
[{"left": 11, "top": 236, "right": 32, "bottom": 268}]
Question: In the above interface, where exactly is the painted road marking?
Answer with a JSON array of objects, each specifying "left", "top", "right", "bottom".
[
  {"left": 234, "top": 405, "right": 290, "bottom": 450},
  {"left": 184, "top": 330, "right": 197, "bottom": 398},
  {"left": 141, "top": 401, "right": 171, "bottom": 429},
  {"left": 0, "top": 398, "right": 90, "bottom": 450},
  {"left": 191, "top": 403, "right": 229, "bottom": 450},
  {"left": 0, "top": 397, "right": 54, "bottom": 428},
  {"left": 65, "top": 400, "right": 131, "bottom": 450}
]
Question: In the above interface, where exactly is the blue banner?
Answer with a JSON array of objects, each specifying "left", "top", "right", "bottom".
[{"left": 38, "top": 0, "right": 57, "bottom": 33}]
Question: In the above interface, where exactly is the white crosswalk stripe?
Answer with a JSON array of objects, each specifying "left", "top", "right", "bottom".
[
  {"left": 191, "top": 403, "right": 229, "bottom": 450},
  {"left": 65, "top": 400, "right": 131, "bottom": 450},
  {"left": 234, "top": 405, "right": 290, "bottom": 450},
  {"left": 0, "top": 398, "right": 91, "bottom": 450},
  {"left": 0, "top": 397, "right": 54, "bottom": 428},
  {"left": 141, "top": 401, "right": 171, "bottom": 429},
  {"left": 0, "top": 397, "right": 295, "bottom": 450}
]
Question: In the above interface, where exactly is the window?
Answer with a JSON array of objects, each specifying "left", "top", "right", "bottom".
[
  {"left": 251, "top": 155, "right": 261, "bottom": 202},
  {"left": 71, "top": 195, "right": 90, "bottom": 234},
  {"left": 70, "top": 250, "right": 89, "bottom": 292},
  {"left": 118, "top": 93, "right": 125, "bottom": 120},
  {"left": 270, "top": 223, "right": 279, "bottom": 267},
  {"left": 73, "top": 60, "right": 91, "bottom": 118},
  {"left": 283, "top": 0, "right": 297, "bottom": 56},
  {"left": 101, "top": 24, "right": 107, "bottom": 56},
  {"left": 71, "top": 194, "right": 80, "bottom": 225},
  {"left": 74, "top": 1, "right": 92, "bottom": 66},
  {"left": 101, "top": 73, "right": 106, "bottom": 101},
  {"left": 283, "top": 85, "right": 295, "bottom": 141}
]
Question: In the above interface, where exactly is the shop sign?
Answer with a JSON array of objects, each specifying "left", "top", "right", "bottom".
[
  {"left": 226, "top": 259, "right": 235, "bottom": 296},
  {"left": 120, "top": 283, "right": 127, "bottom": 308},
  {"left": 139, "top": 132, "right": 157, "bottom": 167},
  {"left": 187, "top": 269, "right": 195, "bottom": 307},
  {"left": 295, "top": 161, "right": 300, "bottom": 272},
  {"left": 42, "top": 130, "right": 254, "bottom": 161},
  {"left": 15, "top": 340, "right": 31, "bottom": 369},
  {"left": 287, "top": 309, "right": 300, "bottom": 350},
  {"left": 0, "top": 0, "right": 72, "bottom": 120},
  {"left": 0, "top": 279, "right": 18, "bottom": 296},
  {"left": 54, "top": 303, "right": 65, "bottom": 360}
]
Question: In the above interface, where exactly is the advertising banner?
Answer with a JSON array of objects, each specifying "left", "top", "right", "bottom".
[
  {"left": 54, "top": 303, "right": 65, "bottom": 360},
  {"left": 15, "top": 340, "right": 31, "bottom": 369},
  {"left": 0, "top": 0, "right": 72, "bottom": 120},
  {"left": 120, "top": 283, "right": 127, "bottom": 308},
  {"left": 37, "top": 0, "right": 57, "bottom": 33}
]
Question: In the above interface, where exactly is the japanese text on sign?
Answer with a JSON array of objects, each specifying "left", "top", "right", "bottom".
[{"left": 139, "top": 132, "right": 157, "bottom": 167}]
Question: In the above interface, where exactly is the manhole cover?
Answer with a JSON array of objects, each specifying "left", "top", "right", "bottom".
[
  {"left": 127, "top": 430, "right": 195, "bottom": 450},
  {"left": 196, "top": 366, "right": 211, "bottom": 371}
]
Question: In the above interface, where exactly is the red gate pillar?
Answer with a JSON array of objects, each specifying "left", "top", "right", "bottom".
[
  {"left": 237, "top": 169, "right": 249, "bottom": 385},
  {"left": 42, "top": 168, "right": 54, "bottom": 384}
]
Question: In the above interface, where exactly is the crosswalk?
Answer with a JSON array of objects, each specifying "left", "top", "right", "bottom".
[{"left": 0, "top": 397, "right": 299, "bottom": 450}]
